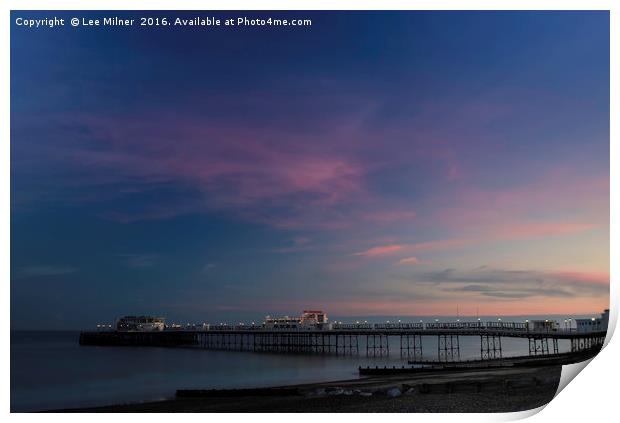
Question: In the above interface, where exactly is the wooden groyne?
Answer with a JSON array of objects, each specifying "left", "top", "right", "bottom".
[{"left": 359, "top": 347, "right": 602, "bottom": 375}]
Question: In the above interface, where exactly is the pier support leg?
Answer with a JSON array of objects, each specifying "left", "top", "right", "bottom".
[
  {"left": 367, "top": 334, "right": 388, "bottom": 357},
  {"left": 480, "top": 335, "right": 502, "bottom": 360},
  {"left": 401, "top": 334, "right": 423, "bottom": 360},
  {"left": 438, "top": 334, "right": 460, "bottom": 362},
  {"left": 529, "top": 338, "right": 550, "bottom": 355}
]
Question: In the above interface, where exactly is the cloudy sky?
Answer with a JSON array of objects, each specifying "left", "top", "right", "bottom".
[{"left": 11, "top": 11, "right": 609, "bottom": 329}]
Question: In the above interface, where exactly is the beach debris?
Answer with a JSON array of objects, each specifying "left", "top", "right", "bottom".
[
  {"left": 309, "top": 388, "right": 326, "bottom": 397},
  {"left": 401, "top": 384, "right": 417, "bottom": 395},
  {"left": 386, "top": 388, "right": 402, "bottom": 397}
]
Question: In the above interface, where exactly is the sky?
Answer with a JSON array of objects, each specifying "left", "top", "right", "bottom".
[{"left": 11, "top": 11, "right": 609, "bottom": 329}]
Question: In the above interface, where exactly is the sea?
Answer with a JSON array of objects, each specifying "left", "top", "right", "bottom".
[{"left": 10, "top": 314, "right": 594, "bottom": 412}]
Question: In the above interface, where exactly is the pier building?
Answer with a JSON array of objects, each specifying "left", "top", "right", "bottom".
[
  {"left": 116, "top": 316, "right": 165, "bottom": 331},
  {"left": 576, "top": 309, "right": 609, "bottom": 332},
  {"left": 526, "top": 319, "right": 558, "bottom": 332},
  {"left": 264, "top": 310, "right": 330, "bottom": 330}
]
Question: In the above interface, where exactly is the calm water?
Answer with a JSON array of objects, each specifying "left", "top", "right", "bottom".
[{"left": 11, "top": 315, "right": 586, "bottom": 411}]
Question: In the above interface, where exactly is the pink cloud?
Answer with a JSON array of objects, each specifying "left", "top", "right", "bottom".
[
  {"left": 354, "top": 239, "right": 470, "bottom": 259},
  {"left": 550, "top": 271, "right": 609, "bottom": 286},
  {"left": 59, "top": 113, "right": 380, "bottom": 226},
  {"left": 351, "top": 219, "right": 598, "bottom": 259},
  {"left": 407, "top": 239, "right": 470, "bottom": 252},
  {"left": 397, "top": 256, "right": 432, "bottom": 265},
  {"left": 495, "top": 222, "right": 599, "bottom": 240},
  {"left": 431, "top": 168, "right": 608, "bottom": 236},
  {"left": 357, "top": 210, "right": 417, "bottom": 223},
  {"left": 398, "top": 256, "right": 420, "bottom": 264},
  {"left": 353, "top": 244, "right": 405, "bottom": 257},
  {"left": 20, "top": 106, "right": 608, "bottom": 243},
  {"left": 44, "top": 108, "right": 443, "bottom": 230}
]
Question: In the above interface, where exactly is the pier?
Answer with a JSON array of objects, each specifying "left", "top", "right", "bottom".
[{"left": 79, "top": 324, "right": 606, "bottom": 363}]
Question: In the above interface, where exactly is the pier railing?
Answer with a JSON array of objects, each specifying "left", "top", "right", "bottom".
[{"left": 162, "top": 323, "right": 592, "bottom": 336}]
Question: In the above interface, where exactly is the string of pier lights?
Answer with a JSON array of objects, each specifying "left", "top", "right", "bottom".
[
  {"left": 96, "top": 324, "right": 113, "bottom": 331},
  {"left": 195, "top": 319, "right": 469, "bottom": 327},
  {"left": 161, "top": 316, "right": 575, "bottom": 331}
]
